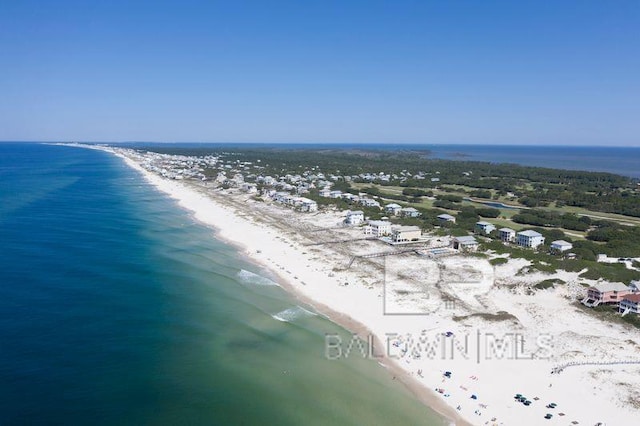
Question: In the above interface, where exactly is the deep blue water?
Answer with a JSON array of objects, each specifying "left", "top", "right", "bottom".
[{"left": 0, "top": 143, "right": 442, "bottom": 425}]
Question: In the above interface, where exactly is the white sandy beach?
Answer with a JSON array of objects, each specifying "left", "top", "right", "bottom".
[{"left": 79, "top": 145, "right": 640, "bottom": 426}]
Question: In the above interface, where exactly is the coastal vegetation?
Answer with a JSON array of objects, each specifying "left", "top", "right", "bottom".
[
  {"left": 139, "top": 145, "right": 640, "bottom": 282},
  {"left": 143, "top": 145, "right": 639, "bottom": 220}
]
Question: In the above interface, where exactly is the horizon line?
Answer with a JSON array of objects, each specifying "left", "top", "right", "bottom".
[{"left": 2, "top": 140, "right": 640, "bottom": 148}]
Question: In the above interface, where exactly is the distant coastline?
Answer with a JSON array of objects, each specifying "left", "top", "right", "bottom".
[
  {"left": 106, "top": 142, "right": 640, "bottom": 179},
  {"left": 423, "top": 145, "right": 640, "bottom": 179},
  {"left": 4, "top": 141, "right": 637, "bottom": 178}
]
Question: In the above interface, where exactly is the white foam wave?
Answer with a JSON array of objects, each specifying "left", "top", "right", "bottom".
[
  {"left": 237, "top": 269, "right": 280, "bottom": 287},
  {"left": 272, "top": 306, "right": 317, "bottom": 323}
]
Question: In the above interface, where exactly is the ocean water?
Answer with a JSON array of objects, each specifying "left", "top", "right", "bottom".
[
  {"left": 0, "top": 143, "right": 444, "bottom": 426},
  {"left": 424, "top": 145, "right": 640, "bottom": 178}
]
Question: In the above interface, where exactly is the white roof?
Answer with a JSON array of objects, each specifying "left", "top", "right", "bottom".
[
  {"left": 395, "top": 225, "right": 421, "bottom": 232},
  {"left": 518, "top": 230, "right": 543, "bottom": 238},
  {"left": 368, "top": 220, "right": 391, "bottom": 226},
  {"left": 476, "top": 221, "right": 494, "bottom": 226},
  {"left": 499, "top": 228, "right": 515, "bottom": 233},
  {"left": 592, "top": 282, "right": 630, "bottom": 293},
  {"left": 347, "top": 210, "right": 364, "bottom": 216},
  {"left": 551, "top": 240, "right": 572, "bottom": 247},
  {"left": 454, "top": 235, "right": 478, "bottom": 244},
  {"left": 438, "top": 214, "right": 455, "bottom": 219},
  {"left": 385, "top": 203, "right": 401, "bottom": 208}
]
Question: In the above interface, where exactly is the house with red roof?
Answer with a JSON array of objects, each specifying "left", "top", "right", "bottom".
[
  {"left": 619, "top": 293, "right": 640, "bottom": 316},
  {"left": 582, "top": 282, "right": 632, "bottom": 307}
]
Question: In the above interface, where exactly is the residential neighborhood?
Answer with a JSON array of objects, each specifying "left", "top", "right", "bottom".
[{"left": 125, "top": 147, "right": 640, "bottom": 328}]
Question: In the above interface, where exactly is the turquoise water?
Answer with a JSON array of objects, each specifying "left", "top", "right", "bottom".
[{"left": 0, "top": 144, "right": 443, "bottom": 425}]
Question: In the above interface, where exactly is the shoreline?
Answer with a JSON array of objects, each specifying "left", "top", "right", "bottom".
[
  {"left": 103, "top": 146, "right": 469, "bottom": 425},
  {"left": 70, "top": 144, "right": 640, "bottom": 426}
]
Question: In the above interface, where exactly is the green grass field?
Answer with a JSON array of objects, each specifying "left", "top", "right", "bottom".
[{"left": 353, "top": 182, "right": 639, "bottom": 234}]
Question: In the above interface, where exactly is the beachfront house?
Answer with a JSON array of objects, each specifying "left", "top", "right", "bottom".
[
  {"left": 499, "top": 228, "right": 516, "bottom": 243},
  {"left": 274, "top": 191, "right": 294, "bottom": 204},
  {"left": 582, "top": 282, "right": 632, "bottom": 307},
  {"left": 475, "top": 221, "right": 496, "bottom": 235},
  {"left": 400, "top": 207, "right": 421, "bottom": 218},
  {"left": 550, "top": 240, "right": 573, "bottom": 254},
  {"left": 516, "top": 230, "right": 545, "bottom": 249},
  {"left": 619, "top": 294, "right": 640, "bottom": 316},
  {"left": 329, "top": 190, "right": 342, "bottom": 198},
  {"left": 345, "top": 210, "right": 365, "bottom": 226},
  {"left": 363, "top": 220, "right": 392, "bottom": 237},
  {"left": 318, "top": 188, "right": 331, "bottom": 197},
  {"left": 437, "top": 214, "right": 456, "bottom": 224},
  {"left": 451, "top": 236, "right": 479, "bottom": 252},
  {"left": 298, "top": 198, "right": 318, "bottom": 212},
  {"left": 385, "top": 203, "right": 402, "bottom": 216},
  {"left": 391, "top": 225, "right": 422, "bottom": 242}
]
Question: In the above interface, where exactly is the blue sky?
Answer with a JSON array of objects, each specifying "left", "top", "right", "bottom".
[{"left": 1, "top": 0, "right": 638, "bottom": 145}]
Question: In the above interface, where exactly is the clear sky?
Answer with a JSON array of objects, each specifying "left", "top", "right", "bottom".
[{"left": 1, "top": 0, "right": 639, "bottom": 145}]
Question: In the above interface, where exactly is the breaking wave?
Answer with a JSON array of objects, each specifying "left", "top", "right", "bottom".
[
  {"left": 272, "top": 306, "right": 317, "bottom": 323},
  {"left": 237, "top": 269, "right": 280, "bottom": 287}
]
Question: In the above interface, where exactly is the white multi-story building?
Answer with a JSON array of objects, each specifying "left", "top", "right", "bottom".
[
  {"left": 619, "top": 294, "right": 640, "bottom": 315},
  {"left": 363, "top": 220, "right": 392, "bottom": 237},
  {"left": 516, "top": 230, "right": 545, "bottom": 248},
  {"left": 391, "top": 226, "right": 421, "bottom": 242},
  {"left": 498, "top": 228, "right": 516, "bottom": 243},
  {"left": 384, "top": 203, "right": 402, "bottom": 216},
  {"left": 345, "top": 210, "right": 365, "bottom": 225},
  {"left": 475, "top": 221, "right": 496, "bottom": 234},
  {"left": 297, "top": 198, "right": 318, "bottom": 212},
  {"left": 360, "top": 198, "right": 381, "bottom": 208}
]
